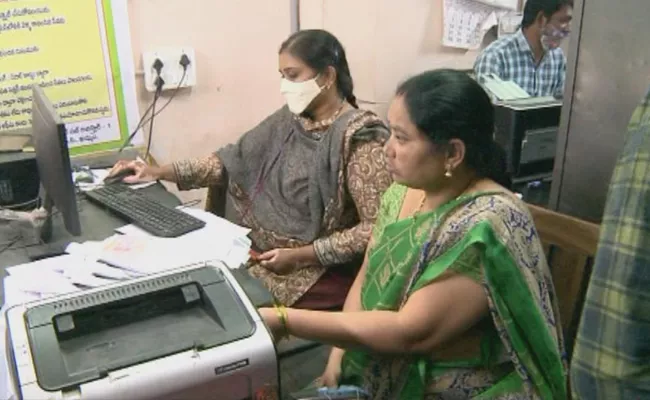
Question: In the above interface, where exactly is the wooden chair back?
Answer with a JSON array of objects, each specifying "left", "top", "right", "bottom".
[{"left": 527, "top": 204, "right": 600, "bottom": 357}]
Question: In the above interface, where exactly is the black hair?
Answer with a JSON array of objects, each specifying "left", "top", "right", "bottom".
[
  {"left": 521, "top": 0, "right": 574, "bottom": 28},
  {"left": 396, "top": 69, "right": 511, "bottom": 189},
  {"left": 279, "top": 29, "right": 358, "bottom": 108}
]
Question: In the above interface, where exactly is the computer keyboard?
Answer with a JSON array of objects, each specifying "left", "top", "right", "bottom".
[{"left": 84, "top": 184, "right": 206, "bottom": 237}]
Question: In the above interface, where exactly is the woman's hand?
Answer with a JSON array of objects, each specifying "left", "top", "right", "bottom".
[
  {"left": 257, "top": 245, "right": 318, "bottom": 275},
  {"left": 320, "top": 356, "right": 342, "bottom": 388},
  {"left": 258, "top": 307, "right": 285, "bottom": 342},
  {"left": 257, "top": 248, "right": 300, "bottom": 274},
  {"left": 107, "top": 159, "right": 160, "bottom": 184}
]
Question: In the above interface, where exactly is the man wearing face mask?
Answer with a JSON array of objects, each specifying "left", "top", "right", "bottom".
[
  {"left": 474, "top": 0, "right": 573, "bottom": 97},
  {"left": 107, "top": 30, "right": 391, "bottom": 311}
]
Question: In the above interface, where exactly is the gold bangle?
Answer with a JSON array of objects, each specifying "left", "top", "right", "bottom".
[{"left": 274, "top": 304, "right": 289, "bottom": 340}]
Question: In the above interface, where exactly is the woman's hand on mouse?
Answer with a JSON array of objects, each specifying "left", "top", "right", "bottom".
[{"left": 109, "top": 160, "right": 160, "bottom": 184}]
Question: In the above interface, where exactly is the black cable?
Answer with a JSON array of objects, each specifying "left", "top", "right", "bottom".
[
  {"left": 118, "top": 101, "right": 156, "bottom": 152},
  {"left": 119, "top": 58, "right": 165, "bottom": 153},
  {"left": 138, "top": 68, "right": 187, "bottom": 128},
  {"left": 118, "top": 92, "right": 156, "bottom": 153},
  {"left": 142, "top": 57, "right": 189, "bottom": 160},
  {"left": 122, "top": 56, "right": 190, "bottom": 157},
  {"left": 0, "top": 236, "right": 21, "bottom": 256},
  {"left": 145, "top": 82, "right": 164, "bottom": 161},
  {"left": 0, "top": 197, "right": 40, "bottom": 210}
]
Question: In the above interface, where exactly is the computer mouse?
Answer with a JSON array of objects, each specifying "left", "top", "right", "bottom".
[
  {"left": 104, "top": 167, "right": 137, "bottom": 185},
  {"left": 74, "top": 171, "right": 94, "bottom": 184}
]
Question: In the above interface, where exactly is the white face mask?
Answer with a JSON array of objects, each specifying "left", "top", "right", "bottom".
[
  {"left": 280, "top": 75, "right": 323, "bottom": 114},
  {"left": 540, "top": 22, "right": 569, "bottom": 51}
]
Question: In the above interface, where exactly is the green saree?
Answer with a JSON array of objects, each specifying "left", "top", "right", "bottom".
[{"left": 339, "top": 184, "right": 567, "bottom": 399}]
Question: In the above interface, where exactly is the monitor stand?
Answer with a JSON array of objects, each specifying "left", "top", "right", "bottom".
[
  {"left": 22, "top": 186, "right": 68, "bottom": 260},
  {"left": 38, "top": 187, "right": 53, "bottom": 243}
]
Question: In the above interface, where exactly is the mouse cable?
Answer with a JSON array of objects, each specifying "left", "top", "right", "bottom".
[
  {"left": 119, "top": 58, "right": 165, "bottom": 153},
  {"left": 122, "top": 55, "right": 189, "bottom": 158},
  {"left": 144, "top": 79, "right": 164, "bottom": 161},
  {"left": 142, "top": 55, "right": 190, "bottom": 161},
  {"left": 118, "top": 90, "right": 157, "bottom": 153},
  {"left": 139, "top": 68, "right": 187, "bottom": 128},
  {"left": 132, "top": 69, "right": 186, "bottom": 160}
]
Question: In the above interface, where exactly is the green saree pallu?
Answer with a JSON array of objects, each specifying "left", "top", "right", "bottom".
[{"left": 340, "top": 184, "right": 567, "bottom": 399}]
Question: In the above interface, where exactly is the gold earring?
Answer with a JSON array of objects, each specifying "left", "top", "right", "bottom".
[{"left": 444, "top": 165, "right": 453, "bottom": 178}]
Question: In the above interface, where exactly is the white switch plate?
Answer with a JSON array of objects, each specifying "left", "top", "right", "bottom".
[{"left": 142, "top": 47, "right": 196, "bottom": 92}]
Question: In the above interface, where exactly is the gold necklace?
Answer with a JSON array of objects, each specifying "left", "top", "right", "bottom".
[{"left": 302, "top": 102, "right": 346, "bottom": 134}]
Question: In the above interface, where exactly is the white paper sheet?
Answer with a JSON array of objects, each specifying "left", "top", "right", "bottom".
[
  {"left": 97, "top": 234, "right": 238, "bottom": 274},
  {"left": 107, "top": 207, "right": 252, "bottom": 272},
  {"left": 6, "top": 257, "right": 83, "bottom": 295}
]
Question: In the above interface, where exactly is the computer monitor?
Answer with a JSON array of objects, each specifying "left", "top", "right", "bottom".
[
  {"left": 493, "top": 100, "right": 562, "bottom": 182},
  {"left": 31, "top": 85, "right": 81, "bottom": 241}
]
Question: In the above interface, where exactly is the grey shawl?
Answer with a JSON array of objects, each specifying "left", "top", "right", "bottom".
[{"left": 216, "top": 106, "right": 383, "bottom": 243}]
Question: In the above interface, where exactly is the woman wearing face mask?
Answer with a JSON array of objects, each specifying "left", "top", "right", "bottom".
[
  {"left": 108, "top": 30, "right": 391, "bottom": 310},
  {"left": 258, "top": 69, "right": 567, "bottom": 399}
]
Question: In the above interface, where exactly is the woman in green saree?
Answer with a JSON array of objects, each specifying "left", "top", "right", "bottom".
[{"left": 259, "top": 69, "right": 567, "bottom": 399}]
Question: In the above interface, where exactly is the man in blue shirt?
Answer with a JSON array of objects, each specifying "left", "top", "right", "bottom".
[{"left": 474, "top": 0, "right": 573, "bottom": 97}]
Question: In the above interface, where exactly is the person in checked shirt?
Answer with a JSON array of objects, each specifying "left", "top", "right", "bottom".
[
  {"left": 474, "top": 0, "right": 573, "bottom": 97},
  {"left": 571, "top": 87, "right": 650, "bottom": 399}
]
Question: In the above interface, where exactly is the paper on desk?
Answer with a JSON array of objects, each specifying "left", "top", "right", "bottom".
[
  {"left": 6, "top": 258, "right": 81, "bottom": 296},
  {"left": 3, "top": 276, "right": 41, "bottom": 306},
  {"left": 52, "top": 259, "right": 130, "bottom": 287},
  {"left": 65, "top": 239, "right": 104, "bottom": 261},
  {"left": 6, "top": 253, "right": 124, "bottom": 292},
  {"left": 109, "top": 207, "right": 252, "bottom": 272},
  {"left": 98, "top": 234, "right": 246, "bottom": 274},
  {"left": 65, "top": 238, "right": 144, "bottom": 278}
]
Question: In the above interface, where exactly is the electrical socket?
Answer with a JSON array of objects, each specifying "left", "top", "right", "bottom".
[{"left": 142, "top": 47, "right": 196, "bottom": 92}]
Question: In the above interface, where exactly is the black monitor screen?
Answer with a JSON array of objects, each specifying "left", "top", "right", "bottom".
[{"left": 31, "top": 85, "right": 81, "bottom": 237}]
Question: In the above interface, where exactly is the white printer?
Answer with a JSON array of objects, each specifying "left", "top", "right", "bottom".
[{"left": 5, "top": 262, "right": 279, "bottom": 400}]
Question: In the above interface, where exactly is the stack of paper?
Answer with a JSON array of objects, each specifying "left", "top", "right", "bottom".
[
  {"left": 3, "top": 252, "right": 133, "bottom": 304},
  {"left": 2, "top": 207, "right": 252, "bottom": 307},
  {"left": 109, "top": 206, "right": 252, "bottom": 273}
]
